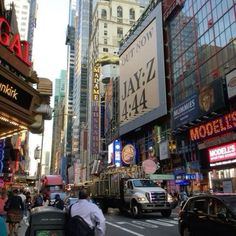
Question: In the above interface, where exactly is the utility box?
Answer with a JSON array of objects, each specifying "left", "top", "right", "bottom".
[{"left": 27, "top": 206, "right": 66, "bottom": 236}]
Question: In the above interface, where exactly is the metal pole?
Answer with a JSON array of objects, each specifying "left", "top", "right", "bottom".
[{"left": 39, "top": 121, "right": 45, "bottom": 180}]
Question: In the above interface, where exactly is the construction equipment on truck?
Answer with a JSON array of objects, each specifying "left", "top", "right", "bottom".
[{"left": 90, "top": 165, "right": 172, "bottom": 218}]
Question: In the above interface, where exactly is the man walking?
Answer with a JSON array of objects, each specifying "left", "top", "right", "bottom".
[{"left": 69, "top": 188, "right": 106, "bottom": 236}]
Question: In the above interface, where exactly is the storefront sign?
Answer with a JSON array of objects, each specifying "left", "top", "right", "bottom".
[
  {"left": 122, "top": 144, "right": 136, "bottom": 165},
  {"left": 0, "top": 74, "right": 33, "bottom": 110},
  {"left": 190, "top": 111, "right": 236, "bottom": 141},
  {"left": 208, "top": 142, "right": 236, "bottom": 164},
  {"left": 0, "top": 16, "right": 32, "bottom": 66}
]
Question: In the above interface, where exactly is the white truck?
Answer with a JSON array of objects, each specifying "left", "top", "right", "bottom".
[{"left": 91, "top": 166, "right": 173, "bottom": 218}]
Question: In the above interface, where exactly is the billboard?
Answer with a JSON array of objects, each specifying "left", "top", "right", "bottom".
[
  {"left": 173, "top": 79, "right": 225, "bottom": 129},
  {"left": 208, "top": 142, "right": 236, "bottom": 166},
  {"left": 119, "top": 2, "right": 166, "bottom": 135}
]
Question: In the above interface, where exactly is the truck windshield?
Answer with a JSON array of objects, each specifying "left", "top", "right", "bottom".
[{"left": 133, "top": 179, "right": 157, "bottom": 187}]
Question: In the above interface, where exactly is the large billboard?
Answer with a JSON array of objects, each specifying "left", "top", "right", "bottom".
[{"left": 119, "top": 3, "right": 166, "bottom": 135}]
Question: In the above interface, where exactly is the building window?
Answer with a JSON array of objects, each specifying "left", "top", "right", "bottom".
[
  {"left": 104, "top": 22, "right": 107, "bottom": 28},
  {"left": 104, "top": 30, "right": 108, "bottom": 36},
  {"left": 117, "top": 6, "right": 123, "bottom": 18},
  {"left": 103, "top": 48, "right": 108, "bottom": 52},
  {"left": 129, "top": 8, "right": 135, "bottom": 20},
  {"left": 101, "top": 9, "right": 107, "bottom": 19},
  {"left": 104, "top": 38, "right": 107, "bottom": 45},
  {"left": 117, "top": 27, "right": 123, "bottom": 38}
]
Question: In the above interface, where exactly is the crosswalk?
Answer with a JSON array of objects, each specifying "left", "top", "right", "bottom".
[{"left": 107, "top": 217, "right": 179, "bottom": 230}]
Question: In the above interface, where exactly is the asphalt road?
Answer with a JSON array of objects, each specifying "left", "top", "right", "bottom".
[{"left": 13, "top": 207, "right": 180, "bottom": 236}]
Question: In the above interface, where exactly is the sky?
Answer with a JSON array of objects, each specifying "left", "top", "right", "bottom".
[{"left": 29, "top": 0, "right": 69, "bottom": 175}]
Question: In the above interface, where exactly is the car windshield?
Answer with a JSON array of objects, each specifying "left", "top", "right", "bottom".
[
  {"left": 50, "top": 192, "right": 67, "bottom": 200},
  {"left": 221, "top": 196, "right": 236, "bottom": 215},
  {"left": 133, "top": 179, "right": 157, "bottom": 187}
]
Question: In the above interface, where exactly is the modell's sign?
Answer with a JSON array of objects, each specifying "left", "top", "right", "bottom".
[
  {"left": 208, "top": 142, "right": 236, "bottom": 164},
  {"left": 190, "top": 111, "right": 236, "bottom": 141},
  {"left": 0, "top": 16, "right": 32, "bottom": 66}
]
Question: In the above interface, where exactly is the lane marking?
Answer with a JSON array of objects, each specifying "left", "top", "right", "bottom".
[
  {"left": 132, "top": 220, "right": 159, "bottom": 228},
  {"left": 146, "top": 219, "right": 174, "bottom": 226},
  {"left": 158, "top": 219, "right": 178, "bottom": 224},
  {"left": 117, "top": 221, "right": 145, "bottom": 229},
  {"left": 106, "top": 221, "right": 145, "bottom": 236}
]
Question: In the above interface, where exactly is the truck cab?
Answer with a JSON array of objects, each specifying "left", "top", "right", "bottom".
[{"left": 122, "top": 178, "right": 172, "bottom": 218}]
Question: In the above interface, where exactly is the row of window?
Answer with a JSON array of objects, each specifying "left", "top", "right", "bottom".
[
  {"left": 169, "top": 0, "right": 236, "bottom": 103},
  {"left": 101, "top": 7, "right": 135, "bottom": 20}
]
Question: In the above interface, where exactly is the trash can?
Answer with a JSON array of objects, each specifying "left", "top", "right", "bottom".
[{"left": 27, "top": 206, "right": 67, "bottom": 236}]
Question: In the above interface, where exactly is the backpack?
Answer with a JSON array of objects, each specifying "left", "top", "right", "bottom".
[
  {"left": 65, "top": 204, "right": 95, "bottom": 236},
  {"left": 34, "top": 195, "right": 43, "bottom": 207}
]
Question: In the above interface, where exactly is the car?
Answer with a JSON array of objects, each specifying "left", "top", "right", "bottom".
[
  {"left": 178, "top": 194, "right": 236, "bottom": 236},
  {"left": 48, "top": 192, "right": 67, "bottom": 206}
]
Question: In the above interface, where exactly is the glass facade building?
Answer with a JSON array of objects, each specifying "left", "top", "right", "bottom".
[{"left": 169, "top": 0, "right": 236, "bottom": 105}]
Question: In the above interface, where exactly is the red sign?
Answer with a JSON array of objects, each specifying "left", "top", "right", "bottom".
[
  {"left": 208, "top": 142, "right": 236, "bottom": 163},
  {"left": 0, "top": 16, "right": 32, "bottom": 66},
  {"left": 190, "top": 111, "right": 236, "bottom": 141},
  {"left": 142, "top": 159, "right": 157, "bottom": 174}
]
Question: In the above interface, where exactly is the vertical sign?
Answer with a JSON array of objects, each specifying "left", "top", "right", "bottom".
[
  {"left": 114, "top": 140, "right": 121, "bottom": 167},
  {"left": 91, "top": 63, "right": 100, "bottom": 155}
]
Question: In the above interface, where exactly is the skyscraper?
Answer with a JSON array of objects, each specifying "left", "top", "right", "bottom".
[{"left": 5, "top": 0, "right": 31, "bottom": 41}]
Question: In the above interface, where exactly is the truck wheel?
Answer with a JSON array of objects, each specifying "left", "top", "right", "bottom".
[
  {"left": 99, "top": 201, "right": 108, "bottom": 214},
  {"left": 161, "top": 210, "right": 172, "bottom": 217},
  {"left": 131, "top": 203, "right": 142, "bottom": 218}
]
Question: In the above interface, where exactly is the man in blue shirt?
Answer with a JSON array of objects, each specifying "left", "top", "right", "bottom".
[{"left": 70, "top": 188, "right": 106, "bottom": 236}]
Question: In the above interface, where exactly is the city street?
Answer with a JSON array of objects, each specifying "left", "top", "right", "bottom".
[{"left": 15, "top": 207, "right": 180, "bottom": 236}]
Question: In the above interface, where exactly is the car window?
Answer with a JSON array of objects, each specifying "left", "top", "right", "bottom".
[
  {"left": 222, "top": 197, "right": 236, "bottom": 215},
  {"left": 185, "top": 198, "right": 208, "bottom": 214},
  {"left": 209, "top": 198, "right": 227, "bottom": 215},
  {"left": 193, "top": 199, "right": 208, "bottom": 213}
]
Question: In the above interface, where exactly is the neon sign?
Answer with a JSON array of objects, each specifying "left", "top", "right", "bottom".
[
  {"left": 190, "top": 111, "right": 236, "bottom": 141},
  {"left": 208, "top": 142, "right": 236, "bottom": 163},
  {"left": 93, "top": 63, "right": 100, "bottom": 101},
  {"left": 0, "top": 16, "right": 32, "bottom": 66}
]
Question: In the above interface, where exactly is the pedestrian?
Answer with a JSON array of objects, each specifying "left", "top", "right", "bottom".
[
  {"left": 68, "top": 188, "right": 106, "bottom": 236},
  {"left": 32, "top": 191, "right": 44, "bottom": 208},
  {"left": 53, "top": 194, "right": 64, "bottom": 210},
  {"left": 179, "top": 188, "right": 188, "bottom": 202},
  {"left": 4, "top": 189, "right": 24, "bottom": 236}
]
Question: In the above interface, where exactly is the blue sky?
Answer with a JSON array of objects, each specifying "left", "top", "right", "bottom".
[{"left": 29, "top": 0, "right": 69, "bottom": 175}]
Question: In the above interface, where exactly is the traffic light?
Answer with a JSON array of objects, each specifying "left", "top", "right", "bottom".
[{"left": 168, "top": 140, "right": 177, "bottom": 153}]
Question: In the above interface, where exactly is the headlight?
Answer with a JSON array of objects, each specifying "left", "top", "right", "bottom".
[{"left": 137, "top": 196, "right": 146, "bottom": 202}]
